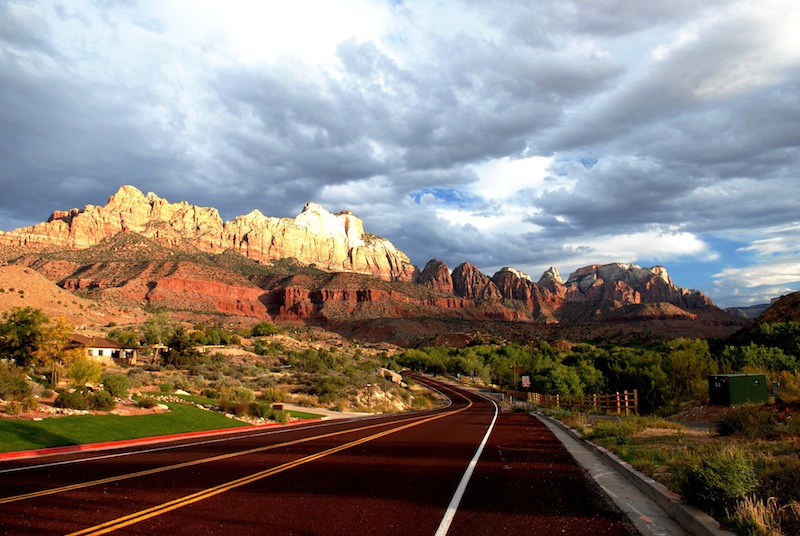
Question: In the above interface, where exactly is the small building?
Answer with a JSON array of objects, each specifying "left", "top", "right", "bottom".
[
  {"left": 708, "top": 374, "right": 770, "bottom": 406},
  {"left": 68, "top": 334, "right": 138, "bottom": 365}
]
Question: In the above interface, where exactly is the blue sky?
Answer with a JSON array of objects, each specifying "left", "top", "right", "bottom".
[{"left": 1, "top": 0, "right": 799, "bottom": 307}]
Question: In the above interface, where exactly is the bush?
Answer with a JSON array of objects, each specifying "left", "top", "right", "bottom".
[
  {"left": 716, "top": 406, "right": 778, "bottom": 439},
  {"left": 758, "top": 456, "right": 800, "bottom": 506},
  {"left": 88, "top": 390, "right": 116, "bottom": 411},
  {"left": 681, "top": 446, "right": 759, "bottom": 515},
  {"left": 258, "top": 387, "right": 286, "bottom": 404},
  {"left": 160, "top": 382, "right": 174, "bottom": 393},
  {"left": 219, "top": 385, "right": 254, "bottom": 404},
  {"left": 251, "top": 321, "right": 280, "bottom": 337},
  {"left": 137, "top": 398, "right": 157, "bottom": 409},
  {"left": 200, "top": 388, "right": 219, "bottom": 399},
  {"left": 272, "top": 408, "right": 288, "bottom": 424},
  {"left": 5, "top": 401, "right": 22, "bottom": 415},
  {"left": 248, "top": 402, "right": 272, "bottom": 419},
  {"left": 54, "top": 390, "right": 88, "bottom": 410},
  {"left": 0, "top": 362, "right": 33, "bottom": 401},
  {"left": 101, "top": 374, "right": 130, "bottom": 398},
  {"left": 67, "top": 357, "right": 102, "bottom": 388}
]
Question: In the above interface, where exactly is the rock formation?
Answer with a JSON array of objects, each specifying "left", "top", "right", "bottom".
[
  {"left": 564, "top": 263, "right": 713, "bottom": 309},
  {"left": 452, "top": 262, "right": 502, "bottom": 301},
  {"left": 0, "top": 186, "right": 418, "bottom": 282},
  {"left": 0, "top": 186, "right": 745, "bottom": 346},
  {"left": 418, "top": 259, "right": 454, "bottom": 294}
]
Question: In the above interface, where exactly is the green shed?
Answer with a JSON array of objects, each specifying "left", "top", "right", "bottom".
[{"left": 708, "top": 374, "right": 770, "bottom": 406}]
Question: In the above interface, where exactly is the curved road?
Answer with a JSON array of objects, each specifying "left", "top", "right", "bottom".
[{"left": 0, "top": 376, "right": 636, "bottom": 535}]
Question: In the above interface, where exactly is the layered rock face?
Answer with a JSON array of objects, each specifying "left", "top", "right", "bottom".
[
  {"left": 564, "top": 263, "right": 713, "bottom": 309},
  {"left": 0, "top": 186, "right": 417, "bottom": 282},
  {"left": 418, "top": 259, "right": 454, "bottom": 294},
  {"left": 452, "top": 262, "right": 502, "bottom": 301}
]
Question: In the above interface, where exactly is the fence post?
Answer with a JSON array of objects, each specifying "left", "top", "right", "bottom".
[{"left": 615, "top": 391, "right": 621, "bottom": 414}]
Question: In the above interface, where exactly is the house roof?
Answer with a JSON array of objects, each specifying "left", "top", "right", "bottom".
[{"left": 68, "top": 334, "right": 132, "bottom": 349}]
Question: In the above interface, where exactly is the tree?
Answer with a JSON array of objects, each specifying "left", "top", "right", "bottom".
[
  {"left": 162, "top": 326, "right": 203, "bottom": 368},
  {"left": 251, "top": 321, "right": 280, "bottom": 337},
  {"left": 664, "top": 338, "right": 715, "bottom": 403},
  {"left": 143, "top": 313, "right": 174, "bottom": 363},
  {"left": 32, "top": 316, "right": 82, "bottom": 387},
  {"left": 67, "top": 355, "right": 103, "bottom": 389},
  {"left": 0, "top": 307, "right": 48, "bottom": 367}
]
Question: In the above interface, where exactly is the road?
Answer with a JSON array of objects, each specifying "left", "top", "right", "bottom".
[{"left": 0, "top": 376, "right": 636, "bottom": 535}]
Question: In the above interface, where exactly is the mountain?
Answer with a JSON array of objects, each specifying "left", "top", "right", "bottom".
[
  {"left": 725, "top": 303, "right": 771, "bottom": 320},
  {"left": 0, "top": 185, "right": 417, "bottom": 282},
  {"left": 0, "top": 186, "right": 746, "bottom": 346}
]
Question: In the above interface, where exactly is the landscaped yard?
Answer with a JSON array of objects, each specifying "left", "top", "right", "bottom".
[{"left": 0, "top": 401, "right": 322, "bottom": 453}]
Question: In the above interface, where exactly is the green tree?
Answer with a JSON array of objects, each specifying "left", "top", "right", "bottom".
[
  {"left": 664, "top": 338, "right": 715, "bottom": 403},
  {"left": 32, "top": 316, "right": 82, "bottom": 387},
  {"left": 143, "top": 313, "right": 174, "bottom": 362},
  {"left": 753, "top": 321, "right": 800, "bottom": 357},
  {"left": 251, "top": 321, "right": 281, "bottom": 337},
  {"left": 67, "top": 355, "right": 103, "bottom": 389},
  {"left": 162, "top": 326, "right": 203, "bottom": 368},
  {"left": 721, "top": 343, "right": 797, "bottom": 373},
  {"left": 0, "top": 307, "right": 48, "bottom": 367}
]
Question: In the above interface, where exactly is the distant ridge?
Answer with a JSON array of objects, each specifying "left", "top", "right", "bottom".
[{"left": 0, "top": 185, "right": 746, "bottom": 346}]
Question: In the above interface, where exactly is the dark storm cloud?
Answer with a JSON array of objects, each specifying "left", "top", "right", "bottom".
[{"left": 1, "top": 0, "right": 799, "bottom": 306}]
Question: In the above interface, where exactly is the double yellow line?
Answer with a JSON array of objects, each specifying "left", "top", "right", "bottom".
[{"left": 67, "top": 402, "right": 470, "bottom": 535}]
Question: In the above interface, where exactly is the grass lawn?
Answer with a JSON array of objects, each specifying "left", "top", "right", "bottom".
[{"left": 0, "top": 402, "right": 320, "bottom": 454}]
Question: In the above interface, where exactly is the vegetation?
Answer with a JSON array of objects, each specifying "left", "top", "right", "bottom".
[{"left": 2, "top": 305, "right": 799, "bottom": 532}]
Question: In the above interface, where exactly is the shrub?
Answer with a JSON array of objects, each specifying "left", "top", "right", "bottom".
[
  {"left": 0, "top": 362, "right": 33, "bottom": 401},
  {"left": 219, "top": 385, "right": 254, "bottom": 404},
  {"left": 716, "top": 406, "right": 778, "bottom": 439},
  {"left": 248, "top": 402, "right": 272, "bottom": 419},
  {"left": 101, "top": 374, "right": 130, "bottom": 398},
  {"left": 681, "top": 446, "right": 759, "bottom": 515},
  {"left": 66, "top": 357, "right": 102, "bottom": 388},
  {"left": 54, "top": 390, "right": 88, "bottom": 410},
  {"left": 21, "top": 395, "right": 38, "bottom": 412},
  {"left": 137, "top": 398, "right": 157, "bottom": 409},
  {"left": 88, "top": 390, "right": 116, "bottom": 411},
  {"left": 200, "top": 388, "right": 219, "bottom": 399},
  {"left": 272, "top": 408, "right": 288, "bottom": 424},
  {"left": 160, "top": 382, "right": 174, "bottom": 393},
  {"left": 251, "top": 321, "right": 280, "bottom": 337},
  {"left": 258, "top": 387, "right": 286, "bottom": 404},
  {"left": 5, "top": 401, "right": 22, "bottom": 415},
  {"left": 758, "top": 456, "right": 800, "bottom": 506}
]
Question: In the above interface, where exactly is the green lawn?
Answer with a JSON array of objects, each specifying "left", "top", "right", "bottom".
[{"left": 0, "top": 402, "right": 321, "bottom": 454}]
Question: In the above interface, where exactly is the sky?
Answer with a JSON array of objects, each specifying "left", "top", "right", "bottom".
[{"left": 1, "top": 0, "right": 799, "bottom": 308}]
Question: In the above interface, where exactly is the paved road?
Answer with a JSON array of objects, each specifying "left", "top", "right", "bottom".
[{"left": 0, "top": 376, "right": 636, "bottom": 535}]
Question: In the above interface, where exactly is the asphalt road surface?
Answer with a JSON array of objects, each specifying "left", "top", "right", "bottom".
[{"left": 0, "top": 376, "right": 637, "bottom": 535}]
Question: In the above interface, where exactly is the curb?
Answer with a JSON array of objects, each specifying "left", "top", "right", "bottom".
[
  {"left": 0, "top": 417, "right": 323, "bottom": 462},
  {"left": 540, "top": 413, "right": 736, "bottom": 536}
]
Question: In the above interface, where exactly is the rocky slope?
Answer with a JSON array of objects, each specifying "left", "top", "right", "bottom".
[
  {"left": 0, "top": 186, "right": 746, "bottom": 346},
  {"left": 0, "top": 186, "right": 418, "bottom": 282}
]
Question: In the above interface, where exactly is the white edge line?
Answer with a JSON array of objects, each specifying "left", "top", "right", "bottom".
[{"left": 434, "top": 393, "right": 499, "bottom": 536}]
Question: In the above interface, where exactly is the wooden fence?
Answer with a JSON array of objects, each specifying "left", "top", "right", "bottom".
[{"left": 522, "top": 390, "right": 638, "bottom": 415}]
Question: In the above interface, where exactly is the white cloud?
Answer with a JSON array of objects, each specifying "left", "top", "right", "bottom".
[
  {"left": 713, "top": 223, "right": 800, "bottom": 304},
  {"left": 469, "top": 155, "right": 552, "bottom": 200},
  {"left": 563, "top": 228, "right": 713, "bottom": 265}
]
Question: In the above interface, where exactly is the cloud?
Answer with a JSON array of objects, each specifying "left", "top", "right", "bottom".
[
  {"left": 1, "top": 0, "right": 799, "bottom": 308},
  {"left": 712, "top": 224, "right": 800, "bottom": 304}
]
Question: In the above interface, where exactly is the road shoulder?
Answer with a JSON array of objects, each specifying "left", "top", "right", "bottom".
[{"left": 536, "top": 413, "right": 735, "bottom": 536}]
